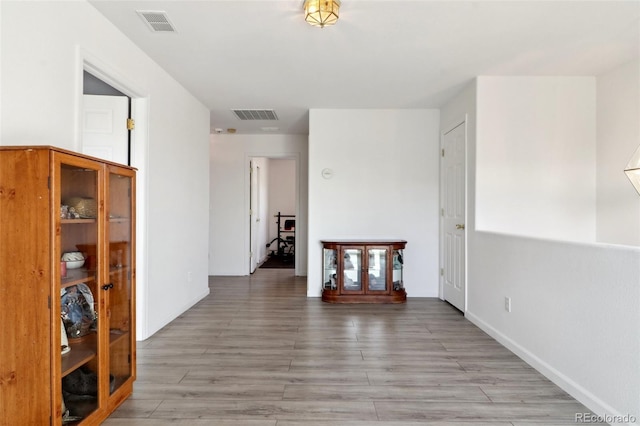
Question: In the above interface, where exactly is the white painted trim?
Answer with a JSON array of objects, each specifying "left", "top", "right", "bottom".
[
  {"left": 75, "top": 46, "right": 152, "bottom": 340},
  {"left": 466, "top": 311, "right": 639, "bottom": 426},
  {"left": 130, "top": 97, "right": 150, "bottom": 341}
]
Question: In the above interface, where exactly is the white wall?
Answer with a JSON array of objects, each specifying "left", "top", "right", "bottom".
[
  {"left": 1, "top": 1, "right": 211, "bottom": 340},
  {"left": 467, "top": 232, "right": 640, "bottom": 423},
  {"left": 268, "top": 159, "right": 296, "bottom": 246},
  {"left": 476, "top": 77, "right": 597, "bottom": 243},
  {"left": 596, "top": 59, "right": 640, "bottom": 246},
  {"left": 307, "top": 109, "right": 440, "bottom": 298},
  {"left": 442, "top": 77, "right": 640, "bottom": 423},
  {"left": 209, "top": 134, "right": 308, "bottom": 275}
]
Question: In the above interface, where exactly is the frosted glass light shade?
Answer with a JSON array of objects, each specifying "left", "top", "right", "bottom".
[
  {"left": 624, "top": 144, "right": 640, "bottom": 195},
  {"left": 304, "top": 0, "right": 340, "bottom": 28}
]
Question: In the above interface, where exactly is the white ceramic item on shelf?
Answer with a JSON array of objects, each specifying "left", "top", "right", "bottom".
[{"left": 61, "top": 251, "right": 85, "bottom": 269}]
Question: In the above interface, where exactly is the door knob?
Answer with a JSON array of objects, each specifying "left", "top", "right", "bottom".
[{"left": 456, "top": 224, "right": 465, "bottom": 230}]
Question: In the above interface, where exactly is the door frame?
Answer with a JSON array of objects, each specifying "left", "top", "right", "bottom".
[
  {"left": 439, "top": 116, "right": 468, "bottom": 312},
  {"left": 249, "top": 159, "right": 261, "bottom": 273},
  {"left": 76, "top": 48, "right": 151, "bottom": 339},
  {"left": 244, "top": 153, "right": 301, "bottom": 276}
]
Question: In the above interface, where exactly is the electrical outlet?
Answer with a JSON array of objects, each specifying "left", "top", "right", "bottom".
[{"left": 504, "top": 297, "right": 511, "bottom": 312}]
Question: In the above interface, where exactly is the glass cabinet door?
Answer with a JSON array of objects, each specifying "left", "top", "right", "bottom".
[
  {"left": 106, "top": 167, "right": 135, "bottom": 396},
  {"left": 367, "top": 248, "right": 388, "bottom": 292},
  {"left": 323, "top": 248, "right": 337, "bottom": 290},
  {"left": 342, "top": 248, "right": 362, "bottom": 292},
  {"left": 57, "top": 155, "right": 102, "bottom": 422},
  {"left": 392, "top": 249, "right": 404, "bottom": 291}
]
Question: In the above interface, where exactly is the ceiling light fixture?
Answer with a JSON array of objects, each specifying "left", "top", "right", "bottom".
[
  {"left": 304, "top": 0, "right": 340, "bottom": 28},
  {"left": 624, "top": 145, "right": 640, "bottom": 195}
]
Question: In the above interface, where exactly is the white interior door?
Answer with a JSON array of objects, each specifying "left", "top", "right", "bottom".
[
  {"left": 82, "top": 94, "right": 129, "bottom": 165},
  {"left": 249, "top": 160, "right": 259, "bottom": 273},
  {"left": 442, "top": 121, "right": 466, "bottom": 311}
]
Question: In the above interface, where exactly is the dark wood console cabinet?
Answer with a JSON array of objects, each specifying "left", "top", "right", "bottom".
[{"left": 321, "top": 240, "right": 407, "bottom": 303}]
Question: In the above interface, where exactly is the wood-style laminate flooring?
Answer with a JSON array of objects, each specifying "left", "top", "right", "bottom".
[{"left": 104, "top": 269, "right": 600, "bottom": 425}]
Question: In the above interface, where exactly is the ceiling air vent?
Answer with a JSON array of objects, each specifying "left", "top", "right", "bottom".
[
  {"left": 137, "top": 10, "right": 177, "bottom": 32},
  {"left": 232, "top": 109, "right": 279, "bottom": 121}
]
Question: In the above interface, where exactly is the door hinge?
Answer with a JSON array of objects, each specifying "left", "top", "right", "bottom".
[
  {"left": 440, "top": 268, "right": 444, "bottom": 276},
  {"left": 441, "top": 208, "right": 444, "bottom": 217},
  {"left": 48, "top": 295, "right": 51, "bottom": 309},
  {"left": 441, "top": 149, "right": 445, "bottom": 157},
  {"left": 127, "top": 118, "right": 135, "bottom": 130},
  {"left": 47, "top": 176, "right": 51, "bottom": 189}
]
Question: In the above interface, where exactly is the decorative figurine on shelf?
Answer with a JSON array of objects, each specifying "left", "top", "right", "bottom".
[
  {"left": 68, "top": 207, "right": 80, "bottom": 219},
  {"left": 393, "top": 251, "right": 403, "bottom": 269},
  {"left": 323, "top": 273, "right": 338, "bottom": 290},
  {"left": 344, "top": 253, "right": 354, "bottom": 269},
  {"left": 60, "top": 205, "right": 81, "bottom": 219},
  {"left": 60, "top": 283, "right": 97, "bottom": 339},
  {"left": 369, "top": 274, "right": 378, "bottom": 288},
  {"left": 344, "top": 272, "right": 357, "bottom": 288},
  {"left": 324, "top": 250, "right": 336, "bottom": 268}
]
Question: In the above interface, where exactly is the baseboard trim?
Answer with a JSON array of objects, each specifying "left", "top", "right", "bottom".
[
  {"left": 139, "top": 287, "right": 210, "bottom": 340},
  {"left": 466, "top": 310, "right": 638, "bottom": 426}
]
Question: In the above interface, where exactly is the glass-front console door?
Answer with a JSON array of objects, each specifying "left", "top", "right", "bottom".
[
  {"left": 341, "top": 247, "right": 363, "bottom": 293},
  {"left": 57, "top": 154, "right": 103, "bottom": 423},
  {"left": 367, "top": 248, "right": 388, "bottom": 292},
  {"left": 106, "top": 166, "right": 135, "bottom": 396}
]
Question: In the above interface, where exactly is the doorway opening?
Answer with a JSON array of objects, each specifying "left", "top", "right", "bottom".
[
  {"left": 78, "top": 51, "right": 150, "bottom": 338},
  {"left": 82, "top": 71, "right": 131, "bottom": 165},
  {"left": 248, "top": 157, "right": 297, "bottom": 273}
]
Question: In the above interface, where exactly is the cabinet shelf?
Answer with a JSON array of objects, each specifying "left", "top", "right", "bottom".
[
  {"left": 109, "top": 266, "right": 129, "bottom": 276},
  {"left": 60, "top": 330, "right": 130, "bottom": 378},
  {"left": 62, "top": 333, "right": 97, "bottom": 378},
  {"left": 109, "top": 217, "right": 130, "bottom": 223},
  {"left": 61, "top": 218, "right": 96, "bottom": 224},
  {"left": 110, "top": 329, "right": 129, "bottom": 346},
  {"left": 61, "top": 269, "right": 97, "bottom": 288}
]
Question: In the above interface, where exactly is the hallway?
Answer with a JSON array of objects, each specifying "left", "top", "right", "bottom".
[{"left": 105, "top": 269, "right": 598, "bottom": 425}]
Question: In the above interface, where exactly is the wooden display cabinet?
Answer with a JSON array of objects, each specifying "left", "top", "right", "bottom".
[
  {"left": 0, "top": 146, "right": 136, "bottom": 425},
  {"left": 321, "top": 240, "right": 407, "bottom": 303}
]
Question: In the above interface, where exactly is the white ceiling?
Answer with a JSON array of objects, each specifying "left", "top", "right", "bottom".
[{"left": 88, "top": 0, "right": 640, "bottom": 135}]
